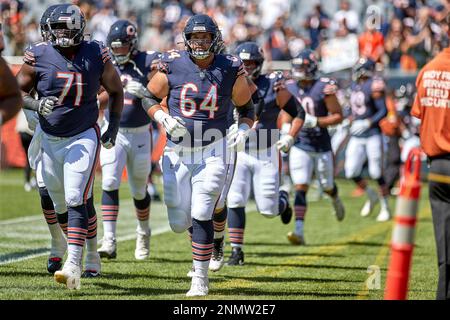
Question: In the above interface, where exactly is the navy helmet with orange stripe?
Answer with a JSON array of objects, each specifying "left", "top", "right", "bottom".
[
  {"left": 352, "top": 57, "right": 375, "bottom": 82},
  {"left": 107, "top": 20, "right": 138, "bottom": 65},
  {"left": 47, "top": 4, "right": 86, "bottom": 48},
  {"left": 40, "top": 5, "right": 58, "bottom": 41},
  {"left": 235, "top": 42, "right": 264, "bottom": 79},
  {"left": 291, "top": 49, "right": 319, "bottom": 82},
  {"left": 182, "top": 14, "right": 223, "bottom": 60}
]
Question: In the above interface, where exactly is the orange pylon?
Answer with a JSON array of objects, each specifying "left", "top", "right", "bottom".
[{"left": 384, "top": 147, "right": 422, "bottom": 300}]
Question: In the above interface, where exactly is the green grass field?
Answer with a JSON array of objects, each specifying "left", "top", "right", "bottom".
[{"left": 0, "top": 168, "right": 437, "bottom": 300}]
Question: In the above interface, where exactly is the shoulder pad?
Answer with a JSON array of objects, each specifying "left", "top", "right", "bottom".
[{"left": 23, "top": 42, "right": 48, "bottom": 66}]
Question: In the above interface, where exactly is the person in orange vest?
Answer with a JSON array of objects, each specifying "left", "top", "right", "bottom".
[{"left": 411, "top": 17, "right": 450, "bottom": 299}]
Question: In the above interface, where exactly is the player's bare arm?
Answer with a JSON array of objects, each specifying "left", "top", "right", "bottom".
[
  {"left": 99, "top": 59, "right": 124, "bottom": 148},
  {"left": 232, "top": 73, "right": 254, "bottom": 128},
  {"left": 0, "top": 56, "right": 22, "bottom": 124},
  {"left": 319, "top": 94, "right": 343, "bottom": 127}
]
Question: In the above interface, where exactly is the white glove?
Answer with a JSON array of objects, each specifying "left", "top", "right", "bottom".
[
  {"left": 350, "top": 119, "right": 371, "bottom": 135},
  {"left": 227, "top": 123, "right": 250, "bottom": 151},
  {"left": 125, "top": 80, "right": 148, "bottom": 99},
  {"left": 280, "top": 123, "right": 291, "bottom": 136},
  {"left": 303, "top": 113, "right": 318, "bottom": 129},
  {"left": 154, "top": 109, "right": 187, "bottom": 138},
  {"left": 38, "top": 96, "right": 58, "bottom": 116},
  {"left": 276, "top": 134, "right": 294, "bottom": 153}
]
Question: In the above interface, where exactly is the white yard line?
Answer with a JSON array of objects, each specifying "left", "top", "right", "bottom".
[{"left": 0, "top": 200, "right": 171, "bottom": 265}]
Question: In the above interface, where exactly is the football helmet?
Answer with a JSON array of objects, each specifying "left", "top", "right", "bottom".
[
  {"left": 106, "top": 19, "right": 138, "bottom": 65},
  {"left": 235, "top": 41, "right": 264, "bottom": 79},
  {"left": 352, "top": 57, "right": 375, "bottom": 82},
  {"left": 291, "top": 49, "right": 319, "bottom": 82},
  {"left": 182, "top": 14, "right": 222, "bottom": 60},
  {"left": 47, "top": 4, "right": 86, "bottom": 48},
  {"left": 40, "top": 5, "right": 59, "bottom": 41}
]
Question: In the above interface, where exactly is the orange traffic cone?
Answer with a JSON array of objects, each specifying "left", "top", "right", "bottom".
[{"left": 384, "top": 147, "right": 422, "bottom": 300}]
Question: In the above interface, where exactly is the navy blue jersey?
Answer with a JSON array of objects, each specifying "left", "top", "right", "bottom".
[
  {"left": 24, "top": 40, "right": 110, "bottom": 137},
  {"left": 248, "top": 73, "right": 297, "bottom": 150},
  {"left": 159, "top": 50, "right": 245, "bottom": 147},
  {"left": 105, "top": 50, "right": 160, "bottom": 128},
  {"left": 350, "top": 76, "right": 386, "bottom": 137},
  {"left": 286, "top": 78, "right": 337, "bottom": 152}
]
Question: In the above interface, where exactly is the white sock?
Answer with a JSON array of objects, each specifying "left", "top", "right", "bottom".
[
  {"left": 231, "top": 243, "right": 243, "bottom": 249},
  {"left": 86, "top": 237, "right": 97, "bottom": 253},
  {"left": 103, "top": 221, "right": 116, "bottom": 238},
  {"left": 380, "top": 196, "right": 389, "bottom": 210},
  {"left": 48, "top": 223, "right": 65, "bottom": 242},
  {"left": 67, "top": 245, "right": 83, "bottom": 266},
  {"left": 295, "top": 220, "right": 304, "bottom": 236},
  {"left": 137, "top": 220, "right": 150, "bottom": 235},
  {"left": 193, "top": 260, "right": 209, "bottom": 278},
  {"left": 104, "top": 231, "right": 116, "bottom": 241}
]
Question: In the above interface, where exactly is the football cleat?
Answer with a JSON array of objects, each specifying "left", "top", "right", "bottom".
[
  {"left": 54, "top": 262, "right": 82, "bottom": 290},
  {"left": 376, "top": 207, "right": 392, "bottom": 222},
  {"left": 280, "top": 204, "right": 293, "bottom": 225},
  {"left": 135, "top": 230, "right": 150, "bottom": 260},
  {"left": 186, "top": 276, "right": 209, "bottom": 297},
  {"left": 47, "top": 257, "right": 63, "bottom": 274},
  {"left": 47, "top": 236, "right": 67, "bottom": 274},
  {"left": 187, "top": 264, "right": 195, "bottom": 278},
  {"left": 332, "top": 197, "right": 346, "bottom": 222},
  {"left": 287, "top": 231, "right": 306, "bottom": 245},
  {"left": 82, "top": 252, "right": 101, "bottom": 278},
  {"left": 227, "top": 247, "right": 244, "bottom": 266},
  {"left": 360, "top": 188, "right": 379, "bottom": 217},
  {"left": 209, "top": 237, "right": 225, "bottom": 272},
  {"left": 98, "top": 236, "right": 117, "bottom": 259}
]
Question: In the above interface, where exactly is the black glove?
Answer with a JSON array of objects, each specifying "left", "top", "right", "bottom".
[{"left": 101, "top": 112, "right": 120, "bottom": 149}]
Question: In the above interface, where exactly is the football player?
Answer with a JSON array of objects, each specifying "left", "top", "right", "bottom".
[
  {"left": 142, "top": 14, "right": 255, "bottom": 296},
  {"left": 280, "top": 49, "right": 346, "bottom": 245},
  {"left": 23, "top": 5, "right": 101, "bottom": 277},
  {"left": 96, "top": 20, "right": 160, "bottom": 261},
  {"left": 224, "top": 42, "right": 301, "bottom": 266},
  {"left": 345, "top": 57, "right": 390, "bottom": 222},
  {"left": 16, "top": 4, "right": 123, "bottom": 289}
]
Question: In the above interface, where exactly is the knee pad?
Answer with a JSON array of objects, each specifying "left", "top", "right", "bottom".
[
  {"left": 102, "top": 176, "right": 121, "bottom": 192},
  {"left": 168, "top": 207, "right": 190, "bottom": 233},
  {"left": 65, "top": 189, "right": 84, "bottom": 208}
]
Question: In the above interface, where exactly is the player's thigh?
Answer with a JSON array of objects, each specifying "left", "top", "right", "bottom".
[
  {"left": 63, "top": 128, "right": 100, "bottom": 207},
  {"left": 100, "top": 133, "right": 127, "bottom": 191},
  {"left": 289, "top": 146, "right": 314, "bottom": 186},
  {"left": 127, "top": 131, "right": 151, "bottom": 200},
  {"left": 41, "top": 137, "right": 66, "bottom": 213},
  {"left": 344, "top": 137, "right": 367, "bottom": 178},
  {"left": 227, "top": 151, "right": 252, "bottom": 209},
  {"left": 191, "top": 154, "right": 227, "bottom": 221},
  {"left": 162, "top": 150, "right": 192, "bottom": 232},
  {"left": 253, "top": 147, "right": 279, "bottom": 217},
  {"left": 216, "top": 150, "right": 237, "bottom": 211},
  {"left": 366, "top": 134, "right": 383, "bottom": 179},
  {"left": 315, "top": 151, "right": 335, "bottom": 191}
]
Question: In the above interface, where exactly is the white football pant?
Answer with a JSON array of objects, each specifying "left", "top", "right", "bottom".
[
  {"left": 289, "top": 146, "right": 334, "bottom": 190},
  {"left": 41, "top": 127, "right": 100, "bottom": 213},
  {"left": 100, "top": 125, "right": 151, "bottom": 201},
  {"left": 227, "top": 145, "right": 280, "bottom": 217},
  {"left": 345, "top": 134, "right": 383, "bottom": 180}
]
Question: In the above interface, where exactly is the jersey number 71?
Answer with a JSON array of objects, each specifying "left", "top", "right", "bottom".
[{"left": 57, "top": 72, "right": 83, "bottom": 107}]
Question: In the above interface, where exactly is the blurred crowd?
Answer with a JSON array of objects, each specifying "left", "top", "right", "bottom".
[{"left": 1, "top": 0, "right": 450, "bottom": 72}]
